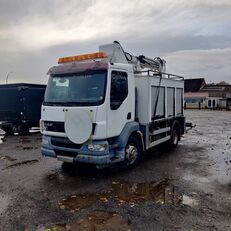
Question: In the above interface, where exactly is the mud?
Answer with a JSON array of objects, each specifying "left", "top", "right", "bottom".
[
  {"left": 20, "top": 138, "right": 31, "bottom": 144},
  {"left": 0, "top": 155, "right": 16, "bottom": 162},
  {"left": 39, "top": 211, "right": 130, "bottom": 231},
  {"left": 2, "top": 159, "right": 38, "bottom": 170},
  {"left": 0, "top": 193, "right": 10, "bottom": 214},
  {"left": 22, "top": 146, "right": 34, "bottom": 150},
  {"left": 0, "top": 111, "right": 231, "bottom": 231}
]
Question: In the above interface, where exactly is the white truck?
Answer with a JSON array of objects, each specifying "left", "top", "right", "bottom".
[{"left": 40, "top": 41, "right": 185, "bottom": 168}]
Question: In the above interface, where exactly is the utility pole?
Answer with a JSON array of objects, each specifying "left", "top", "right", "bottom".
[{"left": 6, "top": 71, "right": 13, "bottom": 84}]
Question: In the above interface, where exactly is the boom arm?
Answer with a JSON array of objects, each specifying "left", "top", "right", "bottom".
[{"left": 99, "top": 41, "right": 166, "bottom": 73}]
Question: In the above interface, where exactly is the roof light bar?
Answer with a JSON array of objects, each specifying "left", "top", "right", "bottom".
[{"left": 58, "top": 52, "right": 108, "bottom": 64}]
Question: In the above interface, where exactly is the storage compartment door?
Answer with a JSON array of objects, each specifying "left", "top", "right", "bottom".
[
  {"left": 0, "top": 87, "right": 22, "bottom": 122},
  {"left": 176, "top": 88, "right": 183, "bottom": 115},
  {"left": 151, "top": 86, "right": 165, "bottom": 119},
  {"left": 167, "top": 87, "right": 175, "bottom": 117},
  {"left": 23, "top": 88, "right": 45, "bottom": 123}
]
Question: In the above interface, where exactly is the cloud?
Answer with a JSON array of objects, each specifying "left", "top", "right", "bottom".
[
  {"left": 1, "top": 0, "right": 230, "bottom": 50},
  {"left": 165, "top": 48, "right": 231, "bottom": 83},
  {"left": 0, "top": 0, "right": 230, "bottom": 83}
]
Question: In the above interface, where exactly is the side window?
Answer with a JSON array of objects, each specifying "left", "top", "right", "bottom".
[{"left": 110, "top": 71, "right": 128, "bottom": 110}]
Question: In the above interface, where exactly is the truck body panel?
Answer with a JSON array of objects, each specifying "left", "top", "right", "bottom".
[{"left": 135, "top": 75, "right": 184, "bottom": 124}]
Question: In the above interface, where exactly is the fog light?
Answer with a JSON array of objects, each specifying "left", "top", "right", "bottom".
[
  {"left": 42, "top": 138, "right": 49, "bottom": 145},
  {"left": 87, "top": 144, "right": 107, "bottom": 151},
  {"left": 40, "top": 120, "right": 44, "bottom": 132}
]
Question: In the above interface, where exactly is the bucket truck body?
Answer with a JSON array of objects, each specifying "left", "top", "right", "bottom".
[{"left": 40, "top": 42, "right": 185, "bottom": 168}]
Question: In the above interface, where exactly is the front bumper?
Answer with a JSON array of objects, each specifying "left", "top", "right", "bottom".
[{"left": 41, "top": 135, "right": 124, "bottom": 165}]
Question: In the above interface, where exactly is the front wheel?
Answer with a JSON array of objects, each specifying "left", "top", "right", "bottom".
[{"left": 121, "top": 137, "right": 141, "bottom": 169}]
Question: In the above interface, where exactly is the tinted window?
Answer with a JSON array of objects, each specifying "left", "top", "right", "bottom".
[{"left": 110, "top": 71, "right": 128, "bottom": 110}]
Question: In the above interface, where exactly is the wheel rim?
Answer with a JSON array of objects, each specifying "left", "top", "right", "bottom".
[{"left": 125, "top": 144, "right": 138, "bottom": 165}]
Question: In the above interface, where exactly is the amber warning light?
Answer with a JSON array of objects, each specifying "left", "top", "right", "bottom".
[{"left": 58, "top": 52, "right": 108, "bottom": 64}]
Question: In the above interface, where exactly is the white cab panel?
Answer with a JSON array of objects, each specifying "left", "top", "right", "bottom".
[
  {"left": 41, "top": 104, "right": 107, "bottom": 140},
  {"left": 106, "top": 64, "right": 135, "bottom": 138}
]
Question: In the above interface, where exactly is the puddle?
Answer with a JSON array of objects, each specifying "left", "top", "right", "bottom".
[
  {"left": 0, "top": 155, "right": 16, "bottom": 162},
  {"left": 38, "top": 211, "right": 130, "bottom": 231},
  {"left": 108, "top": 180, "right": 182, "bottom": 205},
  {"left": 3, "top": 159, "right": 38, "bottom": 170},
  {"left": 59, "top": 194, "right": 99, "bottom": 212},
  {"left": 59, "top": 180, "right": 189, "bottom": 213},
  {"left": 0, "top": 193, "right": 10, "bottom": 214}
]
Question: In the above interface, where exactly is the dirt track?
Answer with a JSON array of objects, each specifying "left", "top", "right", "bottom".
[{"left": 0, "top": 110, "right": 231, "bottom": 231}]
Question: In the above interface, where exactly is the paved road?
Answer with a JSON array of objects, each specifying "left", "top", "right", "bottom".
[{"left": 0, "top": 110, "right": 231, "bottom": 231}]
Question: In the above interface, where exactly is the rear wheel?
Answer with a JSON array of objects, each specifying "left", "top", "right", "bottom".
[
  {"left": 18, "top": 124, "right": 30, "bottom": 135},
  {"left": 121, "top": 136, "right": 141, "bottom": 169},
  {"left": 167, "top": 122, "right": 180, "bottom": 150},
  {"left": 2, "top": 125, "right": 14, "bottom": 135}
]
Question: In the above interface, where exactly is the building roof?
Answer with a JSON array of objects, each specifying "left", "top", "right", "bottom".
[
  {"left": 201, "top": 84, "right": 231, "bottom": 92},
  {"left": 184, "top": 78, "right": 206, "bottom": 92},
  {"left": 184, "top": 92, "right": 209, "bottom": 98}
]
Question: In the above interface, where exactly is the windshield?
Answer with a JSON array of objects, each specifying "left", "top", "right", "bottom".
[{"left": 44, "top": 70, "right": 107, "bottom": 106}]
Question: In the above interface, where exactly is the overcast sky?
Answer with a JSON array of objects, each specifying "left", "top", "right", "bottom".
[{"left": 0, "top": 0, "right": 230, "bottom": 84}]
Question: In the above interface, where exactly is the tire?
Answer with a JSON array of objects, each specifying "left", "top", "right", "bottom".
[
  {"left": 18, "top": 124, "right": 30, "bottom": 135},
  {"left": 121, "top": 136, "right": 141, "bottom": 169},
  {"left": 167, "top": 122, "right": 180, "bottom": 150},
  {"left": 2, "top": 125, "right": 14, "bottom": 135}
]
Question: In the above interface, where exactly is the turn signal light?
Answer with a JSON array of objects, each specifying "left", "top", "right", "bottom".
[{"left": 58, "top": 52, "right": 108, "bottom": 64}]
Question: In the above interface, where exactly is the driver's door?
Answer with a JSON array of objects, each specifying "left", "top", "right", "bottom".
[{"left": 107, "top": 70, "right": 134, "bottom": 138}]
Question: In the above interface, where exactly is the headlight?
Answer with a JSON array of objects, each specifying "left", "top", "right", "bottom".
[{"left": 87, "top": 144, "right": 107, "bottom": 152}]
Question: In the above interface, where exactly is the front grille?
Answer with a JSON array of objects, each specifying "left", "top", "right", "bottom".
[
  {"left": 54, "top": 149, "right": 77, "bottom": 158},
  {"left": 44, "top": 121, "right": 65, "bottom": 133},
  {"left": 45, "top": 121, "right": 96, "bottom": 134},
  {"left": 51, "top": 137, "right": 82, "bottom": 149}
]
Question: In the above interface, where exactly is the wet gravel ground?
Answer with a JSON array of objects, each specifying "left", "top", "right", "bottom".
[{"left": 0, "top": 110, "right": 231, "bottom": 231}]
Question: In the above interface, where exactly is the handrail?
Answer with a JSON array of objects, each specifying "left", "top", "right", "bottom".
[{"left": 135, "top": 70, "right": 185, "bottom": 80}]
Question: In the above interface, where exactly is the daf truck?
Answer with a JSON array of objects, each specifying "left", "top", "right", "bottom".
[{"left": 40, "top": 41, "right": 185, "bottom": 168}]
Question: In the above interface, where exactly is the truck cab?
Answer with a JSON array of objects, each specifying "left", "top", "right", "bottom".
[{"left": 41, "top": 42, "right": 185, "bottom": 168}]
